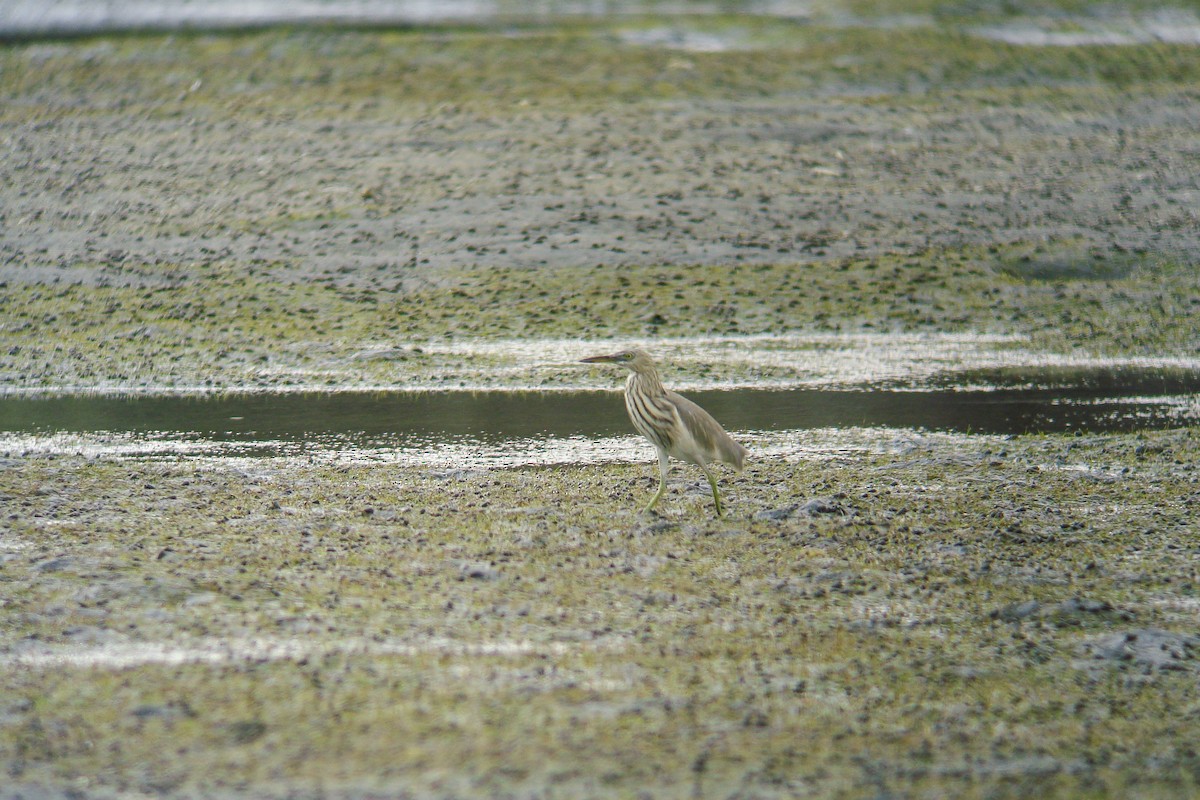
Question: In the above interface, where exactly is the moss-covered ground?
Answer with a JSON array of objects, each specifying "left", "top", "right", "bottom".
[
  {"left": 2, "top": 4, "right": 1199, "bottom": 798},
  {"left": 2, "top": 245, "right": 1198, "bottom": 390},
  {"left": 2, "top": 428, "right": 1199, "bottom": 798},
  {"left": 3, "top": 13, "right": 1199, "bottom": 389}
]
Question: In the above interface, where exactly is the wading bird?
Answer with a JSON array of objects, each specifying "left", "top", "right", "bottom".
[{"left": 581, "top": 349, "right": 747, "bottom": 516}]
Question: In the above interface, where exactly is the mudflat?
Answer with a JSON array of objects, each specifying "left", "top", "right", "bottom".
[
  {"left": 2, "top": 16, "right": 1199, "bottom": 389},
  {"left": 2, "top": 10, "right": 1199, "bottom": 799}
]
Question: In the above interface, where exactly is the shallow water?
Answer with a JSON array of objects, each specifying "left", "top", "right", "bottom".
[
  {"left": 5, "top": 0, "right": 1199, "bottom": 45},
  {"left": 1, "top": 367, "right": 1197, "bottom": 462},
  {"left": 0, "top": 0, "right": 809, "bottom": 37}
]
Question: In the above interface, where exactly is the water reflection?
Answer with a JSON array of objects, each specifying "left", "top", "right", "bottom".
[
  {"left": 1, "top": 367, "right": 1197, "bottom": 450},
  {"left": 1, "top": 0, "right": 813, "bottom": 38}
]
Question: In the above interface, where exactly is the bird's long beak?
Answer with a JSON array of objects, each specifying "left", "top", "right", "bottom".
[{"left": 580, "top": 353, "right": 620, "bottom": 364}]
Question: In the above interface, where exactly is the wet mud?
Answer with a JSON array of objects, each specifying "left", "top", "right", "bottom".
[
  {"left": 2, "top": 7, "right": 1200, "bottom": 799},
  {"left": 2, "top": 427, "right": 1200, "bottom": 798},
  {"left": 2, "top": 16, "right": 1200, "bottom": 394}
]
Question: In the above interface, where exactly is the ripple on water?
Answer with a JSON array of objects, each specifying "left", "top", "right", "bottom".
[{"left": 2, "top": 357, "right": 1198, "bottom": 465}]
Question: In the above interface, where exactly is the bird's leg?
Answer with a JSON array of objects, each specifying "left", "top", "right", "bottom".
[
  {"left": 643, "top": 448, "right": 670, "bottom": 514},
  {"left": 701, "top": 464, "right": 723, "bottom": 516}
]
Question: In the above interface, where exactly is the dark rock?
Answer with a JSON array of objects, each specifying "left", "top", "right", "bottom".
[
  {"left": 798, "top": 498, "right": 844, "bottom": 516},
  {"left": 991, "top": 597, "right": 1126, "bottom": 624},
  {"left": 33, "top": 557, "right": 74, "bottom": 573},
  {"left": 991, "top": 600, "right": 1042, "bottom": 621},
  {"left": 458, "top": 561, "right": 498, "bottom": 580},
  {"left": 1056, "top": 597, "right": 1114, "bottom": 614},
  {"left": 228, "top": 719, "right": 267, "bottom": 744},
  {"left": 754, "top": 497, "right": 843, "bottom": 521},
  {"left": 130, "top": 702, "right": 193, "bottom": 720},
  {"left": 1080, "top": 628, "right": 1199, "bottom": 671},
  {"left": 755, "top": 505, "right": 798, "bottom": 521}
]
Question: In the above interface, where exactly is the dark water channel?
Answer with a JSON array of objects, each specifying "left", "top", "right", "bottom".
[{"left": 1, "top": 367, "right": 1197, "bottom": 452}]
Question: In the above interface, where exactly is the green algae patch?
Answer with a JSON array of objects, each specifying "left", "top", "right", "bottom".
[
  {"left": 399, "top": 244, "right": 1200, "bottom": 355},
  {"left": 2, "top": 244, "right": 1197, "bottom": 391},
  {"left": 6, "top": 23, "right": 1200, "bottom": 116},
  {"left": 2, "top": 428, "right": 1199, "bottom": 797}
]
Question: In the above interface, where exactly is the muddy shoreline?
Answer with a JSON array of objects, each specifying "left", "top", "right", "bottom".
[{"left": 3, "top": 427, "right": 1199, "bottom": 798}]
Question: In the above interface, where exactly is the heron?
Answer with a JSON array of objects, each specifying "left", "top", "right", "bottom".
[{"left": 581, "top": 348, "right": 748, "bottom": 516}]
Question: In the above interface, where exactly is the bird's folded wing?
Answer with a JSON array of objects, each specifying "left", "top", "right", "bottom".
[{"left": 666, "top": 391, "right": 748, "bottom": 470}]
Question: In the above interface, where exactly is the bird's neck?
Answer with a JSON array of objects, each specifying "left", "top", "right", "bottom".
[{"left": 626, "top": 369, "right": 665, "bottom": 398}]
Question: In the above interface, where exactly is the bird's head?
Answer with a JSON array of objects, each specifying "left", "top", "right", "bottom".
[{"left": 580, "top": 348, "right": 656, "bottom": 373}]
